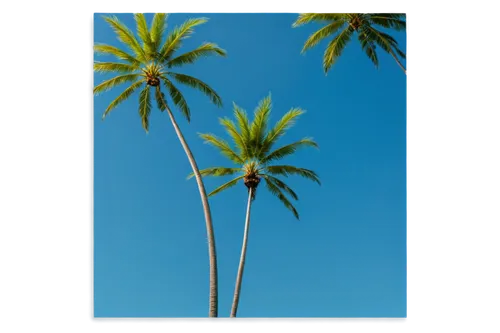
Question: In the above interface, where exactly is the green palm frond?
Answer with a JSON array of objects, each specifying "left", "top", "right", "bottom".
[
  {"left": 102, "top": 80, "right": 145, "bottom": 118},
  {"left": 264, "top": 165, "right": 321, "bottom": 184},
  {"left": 323, "top": 26, "right": 354, "bottom": 73},
  {"left": 138, "top": 85, "right": 152, "bottom": 132},
  {"left": 293, "top": 13, "right": 344, "bottom": 27},
  {"left": 219, "top": 117, "right": 248, "bottom": 158},
  {"left": 261, "top": 138, "right": 318, "bottom": 165},
  {"left": 358, "top": 28, "right": 379, "bottom": 68},
  {"left": 150, "top": 13, "right": 167, "bottom": 53},
  {"left": 208, "top": 175, "right": 245, "bottom": 197},
  {"left": 262, "top": 174, "right": 298, "bottom": 200},
  {"left": 161, "top": 77, "right": 191, "bottom": 121},
  {"left": 169, "top": 73, "right": 222, "bottom": 107},
  {"left": 367, "top": 26, "right": 408, "bottom": 73},
  {"left": 168, "top": 43, "right": 226, "bottom": 68},
  {"left": 250, "top": 95, "right": 272, "bottom": 157},
  {"left": 159, "top": 17, "right": 208, "bottom": 62},
  {"left": 93, "top": 62, "right": 139, "bottom": 73},
  {"left": 103, "top": 15, "right": 146, "bottom": 63},
  {"left": 94, "top": 44, "right": 141, "bottom": 65},
  {"left": 199, "top": 133, "right": 244, "bottom": 164},
  {"left": 264, "top": 179, "right": 299, "bottom": 219},
  {"left": 369, "top": 13, "right": 406, "bottom": 30},
  {"left": 93, "top": 74, "right": 140, "bottom": 95},
  {"left": 134, "top": 14, "right": 153, "bottom": 55},
  {"left": 261, "top": 108, "right": 305, "bottom": 155},
  {"left": 188, "top": 167, "right": 242, "bottom": 179},
  {"left": 154, "top": 86, "right": 168, "bottom": 111},
  {"left": 301, "top": 20, "right": 346, "bottom": 53}
]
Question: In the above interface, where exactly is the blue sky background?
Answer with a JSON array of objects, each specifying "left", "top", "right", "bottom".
[{"left": 94, "top": 13, "right": 406, "bottom": 318}]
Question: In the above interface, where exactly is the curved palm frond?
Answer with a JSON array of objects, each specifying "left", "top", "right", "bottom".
[
  {"left": 219, "top": 117, "right": 248, "bottom": 158},
  {"left": 102, "top": 80, "right": 145, "bottom": 118},
  {"left": 94, "top": 44, "right": 141, "bottom": 65},
  {"left": 161, "top": 76, "right": 191, "bottom": 121},
  {"left": 188, "top": 167, "right": 242, "bottom": 179},
  {"left": 293, "top": 13, "right": 344, "bottom": 27},
  {"left": 264, "top": 178, "right": 299, "bottom": 219},
  {"left": 323, "top": 26, "right": 354, "bottom": 73},
  {"left": 93, "top": 74, "right": 141, "bottom": 95},
  {"left": 250, "top": 95, "right": 272, "bottom": 157},
  {"left": 134, "top": 13, "right": 153, "bottom": 55},
  {"left": 261, "top": 108, "right": 305, "bottom": 156},
  {"left": 93, "top": 62, "right": 139, "bottom": 73},
  {"left": 168, "top": 43, "right": 226, "bottom": 68},
  {"left": 154, "top": 85, "right": 168, "bottom": 111},
  {"left": 138, "top": 85, "right": 152, "bottom": 132},
  {"left": 208, "top": 175, "right": 245, "bottom": 197},
  {"left": 169, "top": 72, "right": 222, "bottom": 107},
  {"left": 369, "top": 13, "right": 406, "bottom": 30},
  {"left": 262, "top": 174, "right": 298, "bottom": 200},
  {"left": 301, "top": 20, "right": 346, "bottom": 53},
  {"left": 159, "top": 17, "right": 208, "bottom": 62},
  {"left": 150, "top": 13, "right": 167, "bottom": 53},
  {"left": 367, "top": 26, "right": 406, "bottom": 67},
  {"left": 264, "top": 165, "right": 321, "bottom": 185},
  {"left": 199, "top": 133, "right": 244, "bottom": 164},
  {"left": 358, "top": 27, "right": 379, "bottom": 68},
  {"left": 261, "top": 138, "right": 318, "bottom": 165},
  {"left": 103, "top": 15, "right": 147, "bottom": 63}
]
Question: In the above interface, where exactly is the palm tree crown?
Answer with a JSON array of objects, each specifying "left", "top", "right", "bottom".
[
  {"left": 191, "top": 95, "right": 320, "bottom": 219},
  {"left": 94, "top": 14, "right": 226, "bottom": 131},
  {"left": 293, "top": 13, "right": 406, "bottom": 74}
]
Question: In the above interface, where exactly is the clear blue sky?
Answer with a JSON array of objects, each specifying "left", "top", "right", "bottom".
[{"left": 94, "top": 13, "right": 406, "bottom": 318}]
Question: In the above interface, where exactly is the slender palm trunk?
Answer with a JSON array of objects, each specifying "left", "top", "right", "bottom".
[
  {"left": 165, "top": 107, "right": 218, "bottom": 317},
  {"left": 230, "top": 187, "right": 253, "bottom": 317},
  {"left": 389, "top": 49, "right": 406, "bottom": 74}
]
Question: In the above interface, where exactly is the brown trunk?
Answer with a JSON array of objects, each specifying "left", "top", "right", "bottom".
[
  {"left": 165, "top": 106, "right": 218, "bottom": 317},
  {"left": 230, "top": 187, "right": 253, "bottom": 317}
]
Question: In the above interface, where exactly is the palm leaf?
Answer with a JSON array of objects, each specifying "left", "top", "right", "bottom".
[
  {"left": 94, "top": 44, "right": 140, "bottom": 65},
  {"left": 161, "top": 77, "right": 191, "bottom": 121},
  {"left": 168, "top": 42, "right": 226, "bottom": 68},
  {"left": 188, "top": 167, "right": 242, "bottom": 179},
  {"left": 301, "top": 20, "right": 346, "bottom": 53},
  {"left": 159, "top": 17, "right": 208, "bottom": 62},
  {"left": 264, "top": 179, "right": 299, "bottom": 219},
  {"left": 369, "top": 14, "right": 406, "bottom": 31},
  {"left": 208, "top": 175, "right": 245, "bottom": 197},
  {"left": 154, "top": 85, "right": 168, "bottom": 112},
  {"left": 150, "top": 13, "right": 167, "bottom": 53},
  {"left": 358, "top": 27, "right": 379, "bottom": 68},
  {"left": 93, "top": 62, "right": 139, "bottom": 73},
  {"left": 93, "top": 74, "right": 140, "bottom": 95},
  {"left": 102, "top": 80, "right": 145, "bottom": 118},
  {"left": 169, "top": 73, "right": 222, "bottom": 107},
  {"left": 261, "top": 138, "right": 318, "bottom": 165},
  {"left": 323, "top": 26, "right": 354, "bottom": 73},
  {"left": 134, "top": 14, "right": 153, "bottom": 55},
  {"left": 138, "top": 85, "right": 152, "bottom": 132},
  {"left": 219, "top": 117, "right": 248, "bottom": 158},
  {"left": 199, "top": 133, "right": 244, "bottom": 164},
  {"left": 103, "top": 15, "right": 146, "bottom": 63},
  {"left": 293, "top": 13, "right": 345, "bottom": 27},
  {"left": 261, "top": 108, "right": 304, "bottom": 155},
  {"left": 250, "top": 95, "right": 272, "bottom": 157},
  {"left": 262, "top": 174, "right": 298, "bottom": 200},
  {"left": 264, "top": 165, "right": 321, "bottom": 185}
]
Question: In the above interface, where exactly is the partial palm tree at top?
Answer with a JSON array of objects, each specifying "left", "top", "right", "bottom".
[
  {"left": 189, "top": 94, "right": 320, "bottom": 316},
  {"left": 93, "top": 13, "right": 226, "bottom": 317},
  {"left": 293, "top": 13, "right": 406, "bottom": 74}
]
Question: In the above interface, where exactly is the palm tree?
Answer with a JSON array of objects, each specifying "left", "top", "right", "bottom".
[
  {"left": 293, "top": 13, "right": 406, "bottom": 74},
  {"left": 93, "top": 13, "right": 226, "bottom": 317},
  {"left": 189, "top": 95, "right": 321, "bottom": 317}
]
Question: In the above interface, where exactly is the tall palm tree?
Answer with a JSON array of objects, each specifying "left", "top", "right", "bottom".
[
  {"left": 189, "top": 95, "right": 321, "bottom": 317},
  {"left": 93, "top": 13, "right": 226, "bottom": 317},
  {"left": 293, "top": 13, "right": 406, "bottom": 74}
]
